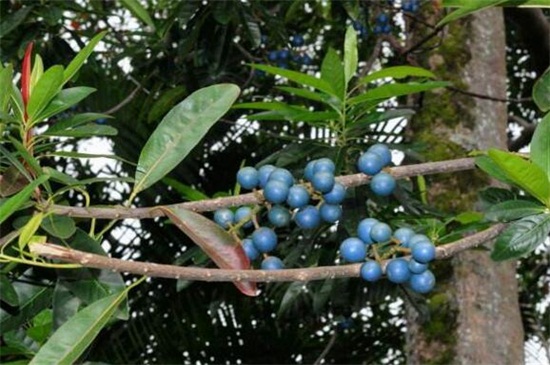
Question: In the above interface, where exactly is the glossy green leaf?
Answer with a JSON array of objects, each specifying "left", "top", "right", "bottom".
[
  {"left": 34, "top": 87, "right": 96, "bottom": 124},
  {"left": 26, "top": 309, "right": 53, "bottom": 344},
  {"left": 47, "top": 151, "right": 134, "bottom": 166},
  {"left": 348, "top": 81, "right": 449, "bottom": 105},
  {"left": 133, "top": 84, "right": 240, "bottom": 195},
  {"left": 530, "top": 113, "right": 550, "bottom": 181},
  {"left": 162, "top": 207, "right": 257, "bottom": 297},
  {"left": 251, "top": 64, "right": 336, "bottom": 96},
  {"left": 63, "top": 31, "right": 107, "bottom": 84},
  {"left": 44, "top": 123, "right": 117, "bottom": 138},
  {"left": 359, "top": 66, "right": 436, "bottom": 85},
  {"left": 162, "top": 177, "right": 209, "bottom": 201},
  {"left": 491, "top": 213, "right": 550, "bottom": 261},
  {"left": 321, "top": 48, "right": 345, "bottom": 100},
  {"left": 46, "top": 113, "right": 112, "bottom": 133},
  {"left": 275, "top": 86, "right": 327, "bottom": 103},
  {"left": 41, "top": 167, "right": 79, "bottom": 186},
  {"left": 147, "top": 86, "right": 187, "bottom": 123},
  {"left": 0, "top": 65, "right": 14, "bottom": 113},
  {"left": 18, "top": 212, "right": 44, "bottom": 252},
  {"left": 278, "top": 282, "right": 305, "bottom": 317},
  {"left": 438, "top": 0, "right": 507, "bottom": 27},
  {"left": 0, "top": 6, "right": 33, "bottom": 37},
  {"left": 343, "top": 25, "right": 358, "bottom": 87},
  {"left": 0, "top": 274, "right": 19, "bottom": 307},
  {"left": 26, "top": 65, "right": 64, "bottom": 123},
  {"left": 52, "top": 283, "right": 82, "bottom": 330},
  {"left": 120, "top": 0, "right": 156, "bottom": 29},
  {"left": 40, "top": 215, "right": 76, "bottom": 239},
  {"left": 0, "top": 175, "right": 49, "bottom": 225},
  {"left": 10, "top": 83, "right": 24, "bottom": 122},
  {"left": 485, "top": 200, "right": 547, "bottom": 222},
  {"left": 488, "top": 149, "right": 550, "bottom": 206},
  {"left": 475, "top": 155, "right": 516, "bottom": 186},
  {"left": 533, "top": 67, "right": 550, "bottom": 112},
  {"left": 30, "top": 55, "right": 44, "bottom": 94}
]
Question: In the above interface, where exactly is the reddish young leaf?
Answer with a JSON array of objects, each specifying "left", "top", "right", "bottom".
[
  {"left": 161, "top": 207, "right": 258, "bottom": 296},
  {"left": 21, "top": 42, "right": 33, "bottom": 118}
]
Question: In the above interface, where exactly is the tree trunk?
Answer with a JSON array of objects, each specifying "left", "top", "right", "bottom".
[{"left": 405, "top": 8, "right": 524, "bottom": 364}]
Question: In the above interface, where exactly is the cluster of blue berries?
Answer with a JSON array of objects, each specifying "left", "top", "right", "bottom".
[
  {"left": 373, "top": 13, "right": 392, "bottom": 35},
  {"left": 357, "top": 144, "right": 396, "bottom": 196},
  {"left": 263, "top": 34, "right": 313, "bottom": 70},
  {"left": 402, "top": 0, "right": 420, "bottom": 13},
  {"left": 340, "top": 220, "right": 437, "bottom": 293}
]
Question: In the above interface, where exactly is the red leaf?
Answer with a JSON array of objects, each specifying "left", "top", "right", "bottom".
[
  {"left": 161, "top": 207, "right": 258, "bottom": 296},
  {"left": 21, "top": 42, "right": 33, "bottom": 119}
]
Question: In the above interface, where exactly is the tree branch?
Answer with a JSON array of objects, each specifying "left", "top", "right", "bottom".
[
  {"left": 47, "top": 157, "right": 477, "bottom": 220},
  {"left": 29, "top": 224, "right": 506, "bottom": 283}
]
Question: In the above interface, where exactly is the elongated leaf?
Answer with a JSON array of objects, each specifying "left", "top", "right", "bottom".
[
  {"left": 485, "top": 200, "right": 547, "bottom": 222},
  {"left": 475, "top": 155, "right": 516, "bottom": 185},
  {"left": 343, "top": 25, "right": 358, "bottom": 87},
  {"left": 438, "top": 0, "right": 507, "bottom": 27},
  {"left": 48, "top": 151, "right": 134, "bottom": 166},
  {"left": 44, "top": 123, "right": 117, "bottom": 137},
  {"left": 147, "top": 86, "right": 187, "bottom": 123},
  {"left": 63, "top": 31, "right": 107, "bottom": 84},
  {"left": 27, "top": 65, "right": 64, "bottom": 122},
  {"left": 30, "top": 55, "right": 44, "bottom": 94},
  {"left": 120, "top": 0, "right": 155, "bottom": 29},
  {"left": 0, "top": 175, "right": 49, "bottom": 225},
  {"left": 133, "top": 84, "right": 240, "bottom": 195},
  {"left": 40, "top": 215, "right": 76, "bottom": 239},
  {"left": 488, "top": 149, "right": 550, "bottom": 206},
  {"left": 233, "top": 101, "right": 298, "bottom": 111},
  {"left": 0, "top": 274, "right": 19, "bottom": 307},
  {"left": 533, "top": 67, "right": 550, "bottom": 112},
  {"left": 0, "top": 65, "right": 13, "bottom": 113},
  {"left": 491, "top": 213, "right": 550, "bottom": 261},
  {"left": 0, "top": 6, "right": 33, "bottom": 37},
  {"left": 11, "top": 83, "right": 26, "bottom": 122},
  {"left": 18, "top": 212, "right": 44, "bottom": 252},
  {"left": 29, "top": 291, "right": 128, "bottom": 365},
  {"left": 162, "top": 207, "right": 257, "bottom": 297},
  {"left": 162, "top": 177, "right": 209, "bottom": 201},
  {"left": 359, "top": 66, "right": 436, "bottom": 85},
  {"left": 348, "top": 81, "right": 449, "bottom": 105},
  {"left": 46, "top": 113, "right": 112, "bottom": 133},
  {"left": 321, "top": 48, "right": 345, "bottom": 100},
  {"left": 275, "top": 86, "right": 326, "bottom": 103},
  {"left": 41, "top": 167, "right": 79, "bottom": 186},
  {"left": 34, "top": 87, "right": 96, "bottom": 123},
  {"left": 251, "top": 64, "right": 336, "bottom": 96},
  {"left": 278, "top": 282, "right": 305, "bottom": 317},
  {"left": 530, "top": 113, "right": 550, "bottom": 181}
]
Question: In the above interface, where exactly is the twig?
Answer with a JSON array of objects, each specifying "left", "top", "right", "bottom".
[
  {"left": 48, "top": 157, "right": 477, "bottom": 220},
  {"left": 0, "top": 231, "right": 19, "bottom": 248},
  {"left": 446, "top": 86, "right": 532, "bottom": 104},
  {"left": 29, "top": 224, "right": 506, "bottom": 283},
  {"left": 313, "top": 330, "right": 338, "bottom": 365},
  {"left": 102, "top": 85, "right": 142, "bottom": 115}
]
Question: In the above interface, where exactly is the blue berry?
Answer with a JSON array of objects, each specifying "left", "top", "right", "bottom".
[
  {"left": 357, "top": 152, "right": 384, "bottom": 175},
  {"left": 408, "top": 259, "right": 428, "bottom": 274},
  {"left": 340, "top": 237, "right": 367, "bottom": 262},
  {"left": 263, "top": 180, "right": 289, "bottom": 204},
  {"left": 394, "top": 227, "right": 415, "bottom": 247},
  {"left": 367, "top": 144, "right": 392, "bottom": 166},
  {"left": 234, "top": 206, "right": 254, "bottom": 229},
  {"left": 386, "top": 258, "right": 411, "bottom": 284},
  {"left": 352, "top": 20, "right": 362, "bottom": 31},
  {"left": 278, "top": 49, "right": 290, "bottom": 60},
  {"left": 214, "top": 209, "right": 234, "bottom": 229},
  {"left": 268, "top": 205, "right": 291, "bottom": 227},
  {"left": 370, "top": 222, "right": 392, "bottom": 243},
  {"left": 319, "top": 203, "right": 342, "bottom": 223},
  {"left": 304, "top": 160, "right": 317, "bottom": 181},
  {"left": 96, "top": 118, "right": 107, "bottom": 124},
  {"left": 301, "top": 54, "right": 312, "bottom": 65},
  {"left": 373, "top": 25, "right": 382, "bottom": 34},
  {"left": 286, "top": 185, "right": 310, "bottom": 208},
  {"left": 360, "top": 260, "right": 383, "bottom": 282},
  {"left": 313, "top": 158, "right": 335, "bottom": 174},
  {"left": 311, "top": 171, "right": 335, "bottom": 193},
  {"left": 291, "top": 34, "right": 304, "bottom": 47},
  {"left": 268, "top": 50, "right": 278, "bottom": 61},
  {"left": 268, "top": 168, "right": 294, "bottom": 186},
  {"left": 370, "top": 172, "right": 396, "bottom": 196},
  {"left": 377, "top": 13, "right": 389, "bottom": 24},
  {"left": 411, "top": 241, "right": 436, "bottom": 263},
  {"left": 409, "top": 270, "right": 436, "bottom": 293},
  {"left": 242, "top": 238, "right": 260, "bottom": 261},
  {"left": 252, "top": 227, "right": 278, "bottom": 253},
  {"left": 323, "top": 182, "right": 346, "bottom": 204},
  {"left": 382, "top": 24, "right": 392, "bottom": 34},
  {"left": 258, "top": 165, "right": 276, "bottom": 188},
  {"left": 409, "top": 234, "right": 431, "bottom": 247},
  {"left": 294, "top": 205, "right": 321, "bottom": 229},
  {"left": 261, "top": 256, "right": 285, "bottom": 270},
  {"left": 357, "top": 218, "right": 379, "bottom": 244},
  {"left": 237, "top": 167, "right": 259, "bottom": 190}
]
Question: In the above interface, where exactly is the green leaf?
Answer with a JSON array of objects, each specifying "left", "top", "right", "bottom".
[
  {"left": 485, "top": 200, "right": 547, "bottom": 222},
  {"left": 162, "top": 207, "right": 257, "bottom": 297},
  {"left": 0, "top": 175, "right": 49, "bottom": 225},
  {"left": 34, "top": 87, "right": 96, "bottom": 123},
  {"left": 44, "top": 123, "right": 117, "bottom": 138},
  {"left": 491, "top": 213, "right": 550, "bottom": 261},
  {"left": 147, "top": 86, "right": 187, "bottom": 123},
  {"left": 41, "top": 167, "right": 79, "bottom": 186},
  {"left": 40, "top": 215, "right": 76, "bottom": 239},
  {"left": 46, "top": 113, "right": 112, "bottom": 133},
  {"left": 0, "top": 166, "right": 29, "bottom": 197},
  {"left": 10, "top": 83, "right": 24, "bottom": 122},
  {"left": 27, "top": 65, "right": 64, "bottom": 123},
  {"left": 162, "top": 177, "right": 209, "bottom": 201},
  {"left": 359, "top": 66, "right": 436, "bottom": 85},
  {"left": 530, "top": 113, "right": 550, "bottom": 181},
  {"left": 63, "top": 31, "right": 107, "bottom": 84},
  {"left": 475, "top": 155, "right": 516, "bottom": 185},
  {"left": 348, "top": 81, "right": 449, "bottom": 105},
  {"left": 120, "top": 0, "right": 155, "bottom": 29},
  {"left": 251, "top": 64, "right": 336, "bottom": 96},
  {"left": 533, "top": 67, "right": 550, "bottom": 112},
  {"left": 0, "top": 65, "right": 14, "bottom": 114},
  {"left": 275, "top": 86, "right": 326, "bottom": 103},
  {"left": 30, "top": 55, "right": 44, "bottom": 94},
  {"left": 47, "top": 151, "right": 134, "bottom": 166},
  {"left": 18, "top": 212, "right": 44, "bottom": 252},
  {"left": 277, "top": 282, "right": 305, "bottom": 317},
  {"left": 321, "top": 48, "right": 345, "bottom": 100},
  {"left": 343, "top": 25, "right": 358, "bottom": 87},
  {"left": 488, "top": 149, "right": 550, "bottom": 206},
  {"left": 0, "top": 6, "right": 33, "bottom": 38},
  {"left": 0, "top": 274, "right": 19, "bottom": 307},
  {"left": 26, "top": 309, "right": 53, "bottom": 344},
  {"left": 438, "top": 0, "right": 508, "bottom": 27},
  {"left": 133, "top": 84, "right": 240, "bottom": 196}
]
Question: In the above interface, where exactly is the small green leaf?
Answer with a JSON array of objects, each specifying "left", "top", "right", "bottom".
[
  {"left": 359, "top": 66, "right": 436, "bottom": 85},
  {"left": 43, "top": 123, "right": 117, "bottom": 138},
  {"left": 0, "top": 175, "right": 49, "bottom": 225},
  {"left": 343, "top": 25, "right": 358, "bottom": 88},
  {"left": 533, "top": 67, "right": 550, "bottom": 112},
  {"left": 530, "top": 113, "right": 550, "bottom": 181},
  {"left": 0, "top": 6, "right": 33, "bottom": 38},
  {"left": 63, "top": 31, "right": 107, "bottom": 84},
  {"left": 162, "top": 207, "right": 257, "bottom": 297},
  {"left": 34, "top": 87, "right": 96, "bottom": 124},
  {"left": 321, "top": 48, "right": 345, "bottom": 100},
  {"left": 18, "top": 212, "right": 44, "bottom": 252},
  {"left": 0, "top": 65, "right": 14, "bottom": 113},
  {"left": 0, "top": 274, "right": 19, "bottom": 307},
  {"left": 485, "top": 200, "right": 547, "bottom": 222},
  {"left": 348, "top": 81, "right": 449, "bottom": 105},
  {"left": 491, "top": 213, "right": 550, "bottom": 261},
  {"left": 120, "top": 0, "right": 156, "bottom": 29},
  {"left": 46, "top": 113, "right": 112, "bottom": 133},
  {"left": 26, "top": 65, "right": 64, "bottom": 123},
  {"left": 40, "top": 215, "right": 76, "bottom": 239},
  {"left": 30, "top": 55, "right": 44, "bottom": 94},
  {"left": 475, "top": 155, "right": 516, "bottom": 186},
  {"left": 488, "top": 149, "right": 550, "bottom": 206},
  {"left": 26, "top": 309, "right": 53, "bottom": 344},
  {"left": 438, "top": 0, "right": 507, "bottom": 27},
  {"left": 133, "top": 84, "right": 240, "bottom": 196}
]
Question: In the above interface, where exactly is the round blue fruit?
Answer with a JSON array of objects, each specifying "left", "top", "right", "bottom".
[
  {"left": 409, "top": 234, "right": 431, "bottom": 247},
  {"left": 408, "top": 259, "right": 428, "bottom": 274},
  {"left": 313, "top": 158, "right": 335, "bottom": 174},
  {"left": 286, "top": 185, "right": 310, "bottom": 208},
  {"left": 370, "top": 172, "right": 396, "bottom": 196},
  {"left": 242, "top": 238, "right": 260, "bottom": 261},
  {"left": 373, "top": 25, "right": 382, "bottom": 34},
  {"left": 234, "top": 206, "right": 254, "bottom": 229},
  {"left": 340, "top": 237, "right": 367, "bottom": 263},
  {"left": 386, "top": 258, "right": 411, "bottom": 284},
  {"left": 411, "top": 241, "right": 436, "bottom": 263},
  {"left": 370, "top": 222, "right": 392, "bottom": 243},
  {"left": 360, "top": 260, "right": 383, "bottom": 282},
  {"left": 261, "top": 256, "right": 285, "bottom": 270},
  {"left": 357, "top": 218, "right": 379, "bottom": 244},
  {"left": 268, "top": 205, "right": 291, "bottom": 227},
  {"left": 304, "top": 160, "right": 317, "bottom": 181},
  {"left": 382, "top": 24, "right": 392, "bottom": 34},
  {"left": 258, "top": 165, "right": 276, "bottom": 188},
  {"left": 357, "top": 152, "right": 384, "bottom": 175},
  {"left": 278, "top": 49, "right": 290, "bottom": 60},
  {"left": 409, "top": 270, "right": 436, "bottom": 294},
  {"left": 214, "top": 208, "right": 234, "bottom": 229},
  {"left": 323, "top": 182, "right": 346, "bottom": 204},
  {"left": 367, "top": 144, "right": 392, "bottom": 166},
  {"left": 252, "top": 227, "right": 278, "bottom": 253},
  {"left": 237, "top": 166, "right": 259, "bottom": 190},
  {"left": 263, "top": 180, "right": 290, "bottom": 204},
  {"left": 268, "top": 168, "right": 294, "bottom": 186},
  {"left": 268, "top": 50, "right": 278, "bottom": 61},
  {"left": 377, "top": 13, "right": 389, "bottom": 24},
  {"left": 291, "top": 34, "right": 304, "bottom": 47},
  {"left": 393, "top": 227, "right": 415, "bottom": 247},
  {"left": 311, "top": 171, "right": 335, "bottom": 193},
  {"left": 319, "top": 203, "right": 342, "bottom": 223},
  {"left": 294, "top": 205, "right": 321, "bottom": 230},
  {"left": 301, "top": 54, "right": 312, "bottom": 65}
]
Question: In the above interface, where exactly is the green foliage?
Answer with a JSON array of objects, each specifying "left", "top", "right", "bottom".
[{"left": 491, "top": 214, "right": 550, "bottom": 261}]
